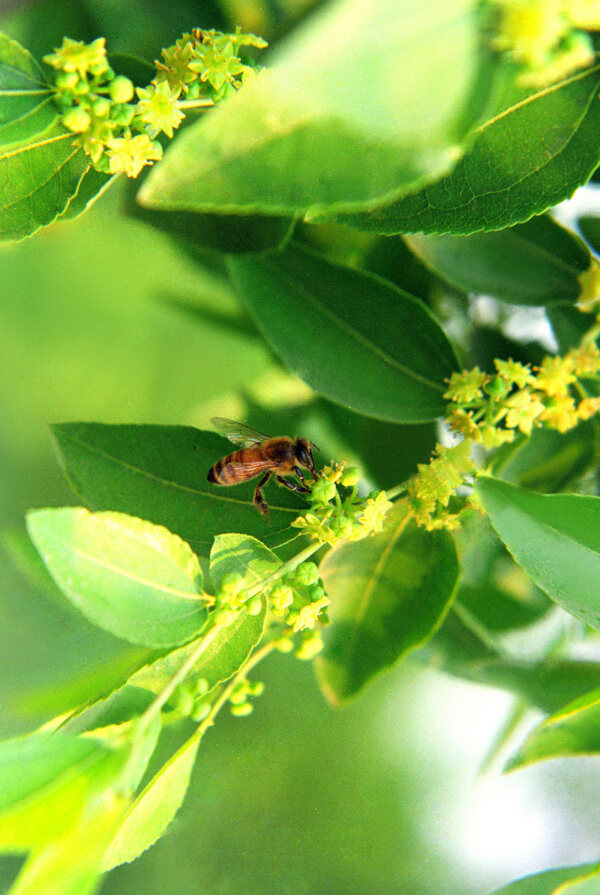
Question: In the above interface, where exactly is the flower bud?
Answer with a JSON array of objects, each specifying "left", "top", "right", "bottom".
[
  {"left": 247, "top": 597, "right": 263, "bottom": 616},
  {"left": 311, "top": 479, "right": 337, "bottom": 503},
  {"left": 191, "top": 700, "right": 211, "bottom": 722},
  {"left": 270, "top": 584, "right": 293, "bottom": 613},
  {"left": 55, "top": 71, "right": 79, "bottom": 90},
  {"left": 91, "top": 96, "right": 111, "bottom": 117},
  {"left": 340, "top": 466, "right": 360, "bottom": 487},
  {"left": 231, "top": 701, "right": 253, "bottom": 717},
  {"left": 62, "top": 106, "right": 92, "bottom": 132},
  {"left": 109, "top": 75, "right": 135, "bottom": 103},
  {"left": 275, "top": 635, "right": 294, "bottom": 653},
  {"left": 293, "top": 562, "right": 320, "bottom": 587}
]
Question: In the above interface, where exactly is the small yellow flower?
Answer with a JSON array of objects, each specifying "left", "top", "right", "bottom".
[
  {"left": 106, "top": 133, "right": 162, "bottom": 178},
  {"left": 480, "top": 425, "right": 516, "bottom": 449},
  {"left": 535, "top": 355, "right": 576, "bottom": 397},
  {"left": 155, "top": 40, "right": 197, "bottom": 94},
  {"left": 136, "top": 81, "right": 185, "bottom": 138},
  {"left": 539, "top": 395, "right": 579, "bottom": 432},
  {"left": 444, "top": 368, "right": 487, "bottom": 404},
  {"left": 504, "top": 389, "right": 545, "bottom": 434},
  {"left": 358, "top": 491, "right": 393, "bottom": 534},
  {"left": 44, "top": 37, "right": 107, "bottom": 78},
  {"left": 577, "top": 397, "right": 600, "bottom": 420},
  {"left": 188, "top": 41, "right": 250, "bottom": 92},
  {"left": 568, "top": 342, "right": 600, "bottom": 376},
  {"left": 494, "top": 358, "right": 536, "bottom": 389},
  {"left": 320, "top": 463, "right": 345, "bottom": 484},
  {"left": 293, "top": 596, "right": 330, "bottom": 632},
  {"left": 447, "top": 408, "right": 482, "bottom": 440}
]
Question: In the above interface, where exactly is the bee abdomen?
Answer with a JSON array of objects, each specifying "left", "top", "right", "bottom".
[{"left": 207, "top": 451, "right": 241, "bottom": 485}]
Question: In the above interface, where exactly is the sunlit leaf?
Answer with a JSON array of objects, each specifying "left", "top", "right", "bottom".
[
  {"left": 487, "top": 863, "right": 600, "bottom": 895},
  {"left": 507, "top": 688, "right": 600, "bottom": 771},
  {"left": 476, "top": 477, "right": 600, "bottom": 630},
  {"left": 103, "top": 729, "right": 201, "bottom": 870},
  {"left": 316, "top": 504, "right": 459, "bottom": 703},
  {"left": 138, "top": 0, "right": 491, "bottom": 217},
  {"left": 344, "top": 65, "right": 600, "bottom": 235},
  {"left": 27, "top": 508, "right": 209, "bottom": 648},
  {"left": 228, "top": 243, "right": 458, "bottom": 423}
]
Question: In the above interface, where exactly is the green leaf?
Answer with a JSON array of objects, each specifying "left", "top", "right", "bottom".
[
  {"left": 0, "top": 120, "right": 90, "bottom": 241},
  {"left": 209, "top": 532, "right": 281, "bottom": 592},
  {"left": 103, "top": 729, "right": 201, "bottom": 870},
  {"left": 26, "top": 508, "right": 209, "bottom": 648},
  {"left": 316, "top": 504, "right": 459, "bottom": 703},
  {"left": 507, "top": 688, "right": 600, "bottom": 771},
  {"left": 343, "top": 65, "right": 600, "bottom": 235},
  {"left": 131, "top": 602, "right": 266, "bottom": 696},
  {"left": 486, "top": 864, "right": 600, "bottom": 895},
  {"left": 547, "top": 303, "right": 595, "bottom": 353},
  {"left": 476, "top": 477, "right": 600, "bottom": 630},
  {"left": 2, "top": 527, "right": 162, "bottom": 723},
  {"left": 405, "top": 216, "right": 590, "bottom": 306},
  {"left": 556, "top": 870, "right": 600, "bottom": 895},
  {"left": 138, "top": 0, "right": 491, "bottom": 217},
  {"left": 0, "top": 33, "right": 55, "bottom": 146},
  {"left": 60, "top": 168, "right": 115, "bottom": 221},
  {"left": 51, "top": 423, "right": 306, "bottom": 559},
  {"left": 228, "top": 244, "right": 459, "bottom": 423},
  {"left": 491, "top": 420, "right": 598, "bottom": 493},
  {"left": 579, "top": 215, "right": 600, "bottom": 254},
  {"left": 0, "top": 733, "right": 127, "bottom": 850}
]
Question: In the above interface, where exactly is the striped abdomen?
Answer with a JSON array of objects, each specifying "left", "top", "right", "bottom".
[{"left": 207, "top": 439, "right": 294, "bottom": 486}]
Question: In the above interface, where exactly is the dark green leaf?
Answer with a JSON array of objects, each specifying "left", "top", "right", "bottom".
[
  {"left": 27, "top": 508, "right": 209, "bottom": 648},
  {"left": 405, "top": 216, "right": 590, "bottom": 306},
  {"left": 0, "top": 120, "right": 89, "bottom": 241},
  {"left": 458, "top": 583, "right": 548, "bottom": 633},
  {"left": 579, "top": 215, "right": 600, "bottom": 254},
  {"left": 547, "top": 303, "right": 595, "bottom": 353},
  {"left": 343, "top": 65, "right": 600, "bottom": 235},
  {"left": 228, "top": 243, "right": 459, "bottom": 423},
  {"left": 51, "top": 422, "right": 305, "bottom": 558},
  {"left": 138, "top": 0, "right": 492, "bottom": 217},
  {"left": 316, "top": 504, "right": 459, "bottom": 703},
  {"left": 127, "top": 191, "right": 293, "bottom": 255},
  {"left": 507, "top": 688, "right": 600, "bottom": 771},
  {"left": 486, "top": 864, "right": 600, "bottom": 895},
  {"left": 320, "top": 399, "right": 437, "bottom": 491},
  {"left": 491, "top": 419, "right": 598, "bottom": 493},
  {"left": 476, "top": 477, "right": 600, "bottom": 630},
  {"left": 0, "top": 33, "right": 55, "bottom": 146}
]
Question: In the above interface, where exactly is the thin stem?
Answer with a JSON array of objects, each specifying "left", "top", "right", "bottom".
[
  {"left": 136, "top": 621, "right": 223, "bottom": 737},
  {"left": 245, "top": 541, "right": 322, "bottom": 599},
  {"left": 385, "top": 482, "right": 408, "bottom": 501},
  {"left": 177, "top": 98, "right": 215, "bottom": 109}
]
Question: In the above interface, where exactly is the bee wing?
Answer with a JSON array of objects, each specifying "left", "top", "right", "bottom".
[{"left": 210, "top": 417, "right": 271, "bottom": 447}]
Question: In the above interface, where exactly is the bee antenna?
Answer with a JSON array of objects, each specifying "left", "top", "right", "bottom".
[{"left": 310, "top": 441, "right": 320, "bottom": 453}]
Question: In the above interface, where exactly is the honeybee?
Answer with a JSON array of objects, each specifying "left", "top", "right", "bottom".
[{"left": 207, "top": 418, "right": 318, "bottom": 520}]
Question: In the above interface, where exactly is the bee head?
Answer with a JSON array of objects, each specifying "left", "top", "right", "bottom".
[{"left": 296, "top": 437, "right": 318, "bottom": 479}]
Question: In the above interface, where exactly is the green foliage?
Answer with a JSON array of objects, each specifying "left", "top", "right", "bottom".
[
  {"left": 476, "top": 477, "right": 600, "bottom": 630},
  {"left": 228, "top": 243, "right": 458, "bottom": 422},
  {"left": 3, "top": 5, "right": 600, "bottom": 894},
  {"left": 26, "top": 508, "right": 210, "bottom": 647},
  {"left": 317, "top": 504, "right": 459, "bottom": 703},
  {"left": 345, "top": 64, "right": 600, "bottom": 235}
]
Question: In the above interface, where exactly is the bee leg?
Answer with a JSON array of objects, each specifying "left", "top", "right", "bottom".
[
  {"left": 294, "top": 466, "right": 306, "bottom": 483},
  {"left": 278, "top": 476, "right": 310, "bottom": 494},
  {"left": 254, "top": 473, "right": 271, "bottom": 521}
]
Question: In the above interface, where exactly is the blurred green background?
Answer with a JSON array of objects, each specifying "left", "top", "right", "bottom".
[{"left": 2, "top": 2, "right": 600, "bottom": 894}]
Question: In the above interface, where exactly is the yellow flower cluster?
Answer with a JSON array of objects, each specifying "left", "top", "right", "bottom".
[
  {"left": 45, "top": 29, "right": 267, "bottom": 176},
  {"left": 409, "top": 340, "right": 600, "bottom": 530}
]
